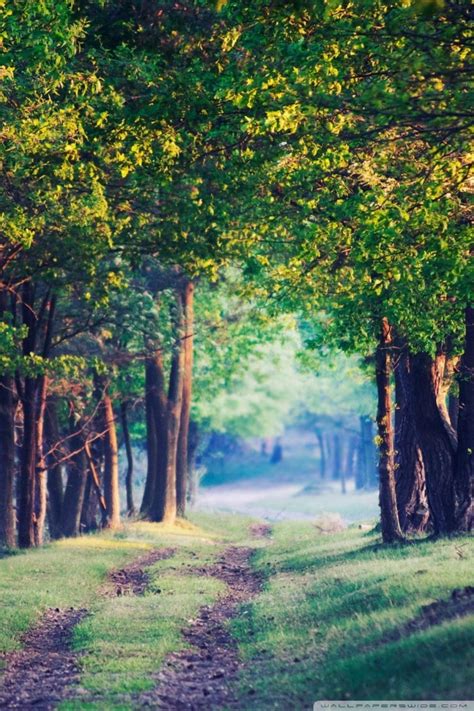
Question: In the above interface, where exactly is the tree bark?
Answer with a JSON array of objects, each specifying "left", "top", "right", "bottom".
[
  {"left": 61, "top": 425, "right": 88, "bottom": 538},
  {"left": 315, "top": 428, "right": 326, "bottom": 479},
  {"left": 151, "top": 298, "right": 185, "bottom": 524},
  {"left": 34, "top": 375, "right": 49, "bottom": 546},
  {"left": 18, "top": 377, "right": 37, "bottom": 548},
  {"left": 18, "top": 283, "right": 37, "bottom": 548},
  {"left": 141, "top": 351, "right": 167, "bottom": 514},
  {"left": 0, "top": 375, "right": 16, "bottom": 548},
  {"left": 411, "top": 352, "right": 456, "bottom": 534},
  {"left": 187, "top": 420, "right": 200, "bottom": 507},
  {"left": 455, "top": 306, "right": 474, "bottom": 531},
  {"left": 376, "top": 318, "right": 404, "bottom": 543},
  {"left": 100, "top": 384, "right": 120, "bottom": 529},
  {"left": 0, "top": 288, "right": 16, "bottom": 548},
  {"left": 332, "top": 432, "right": 341, "bottom": 479},
  {"left": 394, "top": 350, "right": 430, "bottom": 534},
  {"left": 44, "top": 399, "right": 64, "bottom": 540},
  {"left": 120, "top": 401, "right": 135, "bottom": 516},
  {"left": 176, "top": 280, "right": 194, "bottom": 517}
]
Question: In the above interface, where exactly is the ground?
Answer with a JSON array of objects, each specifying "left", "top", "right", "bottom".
[{"left": 0, "top": 513, "right": 473, "bottom": 710}]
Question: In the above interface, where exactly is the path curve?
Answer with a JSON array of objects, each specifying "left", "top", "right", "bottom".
[{"left": 138, "top": 545, "right": 264, "bottom": 709}]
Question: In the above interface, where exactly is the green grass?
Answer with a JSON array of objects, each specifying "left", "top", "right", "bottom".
[
  {"left": 2, "top": 512, "right": 473, "bottom": 710},
  {"left": 232, "top": 522, "right": 474, "bottom": 709}
]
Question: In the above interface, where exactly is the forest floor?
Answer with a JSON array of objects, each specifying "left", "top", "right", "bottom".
[{"left": 0, "top": 513, "right": 473, "bottom": 710}]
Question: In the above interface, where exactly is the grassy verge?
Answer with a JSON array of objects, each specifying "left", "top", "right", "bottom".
[
  {"left": 0, "top": 512, "right": 254, "bottom": 710},
  {"left": 232, "top": 521, "right": 474, "bottom": 708}
]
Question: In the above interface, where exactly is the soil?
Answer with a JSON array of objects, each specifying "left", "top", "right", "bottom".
[
  {"left": 249, "top": 522, "right": 273, "bottom": 538},
  {"left": 105, "top": 547, "right": 176, "bottom": 597},
  {"left": 0, "top": 547, "right": 176, "bottom": 710},
  {"left": 137, "top": 545, "right": 264, "bottom": 709},
  {"left": 0, "top": 607, "right": 87, "bottom": 710}
]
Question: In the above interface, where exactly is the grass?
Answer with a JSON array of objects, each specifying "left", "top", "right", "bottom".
[
  {"left": 232, "top": 521, "right": 474, "bottom": 709},
  {"left": 1, "top": 511, "right": 473, "bottom": 710}
]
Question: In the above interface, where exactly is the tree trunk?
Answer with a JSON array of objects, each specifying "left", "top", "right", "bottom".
[
  {"left": 411, "top": 352, "right": 456, "bottom": 535},
  {"left": 455, "top": 306, "right": 474, "bottom": 531},
  {"left": 187, "top": 420, "right": 200, "bottom": 507},
  {"left": 0, "top": 287, "right": 16, "bottom": 548},
  {"left": 394, "top": 351, "right": 430, "bottom": 534},
  {"left": 61, "top": 426, "right": 88, "bottom": 537},
  {"left": 0, "top": 375, "right": 16, "bottom": 548},
  {"left": 315, "top": 428, "right": 326, "bottom": 479},
  {"left": 376, "top": 318, "right": 403, "bottom": 543},
  {"left": 101, "top": 387, "right": 120, "bottom": 529},
  {"left": 44, "top": 399, "right": 64, "bottom": 540},
  {"left": 33, "top": 375, "right": 49, "bottom": 546},
  {"left": 151, "top": 299, "right": 185, "bottom": 524},
  {"left": 120, "top": 401, "right": 135, "bottom": 516},
  {"left": 448, "top": 394, "right": 459, "bottom": 433},
  {"left": 176, "top": 280, "right": 194, "bottom": 517},
  {"left": 332, "top": 432, "right": 341, "bottom": 479},
  {"left": 142, "top": 351, "right": 168, "bottom": 514},
  {"left": 18, "top": 377, "right": 37, "bottom": 548}
]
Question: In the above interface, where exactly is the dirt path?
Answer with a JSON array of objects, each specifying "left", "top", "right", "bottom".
[
  {"left": 0, "top": 607, "right": 87, "bottom": 710},
  {"left": 0, "top": 547, "right": 175, "bottom": 710},
  {"left": 138, "top": 544, "right": 264, "bottom": 710},
  {"left": 105, "top": 547, "right": 176, "bottom": 597}
]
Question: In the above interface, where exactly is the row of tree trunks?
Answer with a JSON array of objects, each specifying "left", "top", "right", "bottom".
[{"left": 141, "top": 280, "right": 194, "bottom": 525}]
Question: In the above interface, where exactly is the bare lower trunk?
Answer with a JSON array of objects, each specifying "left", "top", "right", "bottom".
[
  {"left": 121, "top": 401, "right": 135, "bottom": 516},
  {"left": 45, "top": 399, "right": 64, "bottom": 540},
  {"left": 61, "top": 426, "right": 88, "bottom": 538},
  {"left": 0, "top": 375, "right": 16, "bottom": 548},
  {"left": 176, "top": 281, "right": 194, "bottom": 518},
  {"left": 376, "top": 319, "right": 403, "bottom": 543},
  {"left": 152, "top": 298, "right": 185, "bottom": 525},
  {"left": 187, "top": 420, "right": 200, "bottom": 507},
  {"left": 315, "top": 428, "right": 326, "bottom": 479},
  {"left": 411, "top": 352, "right": 456, "bottom": 535},
  {"left": 101, "top": 389, "right": 120, "bottom": 529},
  {"left": 394, "top": 351, "right": 430, "bottom": 534},
  {"left": 455, "top": 306, "right": 474, "bottom": 531},
  {"left": 34, "top": 375, "right": 49, "bottom": 546},
  {"left": 18, "top": 378, "right": 37, "bottom": 548}
]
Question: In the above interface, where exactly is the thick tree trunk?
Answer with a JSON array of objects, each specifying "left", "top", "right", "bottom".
[
  {"left": 101, "top": 388, "right": 120, "bottom": 529},
  {"left": 33, "top": 375, "right": 49, "bottom": 546},
  {"left": 411, "top": 352, "right": 456, "bottom": 535},
  {"left": 455, "top": 306, "right": 474, "bottom": 531},
  {"left": 44, "top": 399, "right": 64, "bottom": 540},
  {"left": 315, "top": 428, "right": 326, "bottom": 479},
  {"left": 0, "top": 375, "right": 16, "bottom": 548},
  {"left": 176, "top": 281, "right": 194, "bottom": 517},
  {"left": 18, "top": 377, "right": 37, "bottom": 548},
  {"left": 187, "top": 420, "right": 200, "bottom": 507},
  {"left": 141, "top": 352, "right": 168, "bottom": 514},
  {"left": 394, "top": 351, "right": 430, "bottom": 534},
  {"left": 120, "top": 401, "right": 135, "bottom": 516},
  {"left": 84, "top": 439, "right": 107, "bottom": 528},
  {"left": 376, "top": 319, "right": 403, "bottom": 543},
  {"left": 18, "top": 283, "right": 37, "bottom": 548},
  {"left": 332, "top": 432, "right": 341, "bottom": 479},
  {"left": 61, "top": 427, "right": 88, "bottom": 538},
  {"left": 449, "top": 395, "right": 459, "bottom": 433},
  {"left": 151, "top": 300, "right": 185, "bottom": 525}
]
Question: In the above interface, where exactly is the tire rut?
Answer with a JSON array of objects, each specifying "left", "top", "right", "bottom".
[
  {"left": 0, "top": 547, "right": 175, "bottom": 710},
  {"left": 137, "top": 545, "right": 264, "bottom": 710}
]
